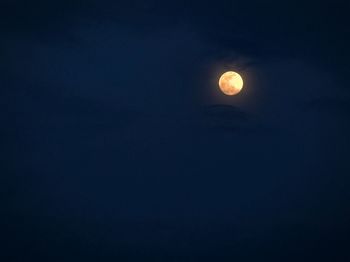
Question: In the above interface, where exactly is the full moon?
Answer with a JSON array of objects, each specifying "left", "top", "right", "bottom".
[{"left": 218, "top": 71, "right": 244, "bottom": 96}]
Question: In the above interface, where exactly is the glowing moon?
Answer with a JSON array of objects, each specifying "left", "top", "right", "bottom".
[{"left": 218, "top": 71, "right": 244, "bottom": 96}]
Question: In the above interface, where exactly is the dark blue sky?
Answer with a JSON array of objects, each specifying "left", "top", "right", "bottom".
[{"left": 1, "top": 1, "right": 350, "bottom": 261}]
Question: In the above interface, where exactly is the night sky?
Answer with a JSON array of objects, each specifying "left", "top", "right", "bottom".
[{"left": 1, "top": 1, "right": 350, "bottom": 261}]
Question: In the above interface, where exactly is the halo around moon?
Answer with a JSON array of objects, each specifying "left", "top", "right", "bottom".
[{"left": 218, "top": 71, "right": 244, "bottom": 96}]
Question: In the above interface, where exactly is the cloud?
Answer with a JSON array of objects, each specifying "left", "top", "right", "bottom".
[
  {"left": 2, "top": 22, "right": 214, "bottom": 111},
  {"left": 304, "top": 97, "right": 350, "bottom": 116},
  {"left": 198, "top": 104, "right": 265, "bottom": 135}
]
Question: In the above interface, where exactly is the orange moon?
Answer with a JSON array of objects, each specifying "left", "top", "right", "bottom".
[{"left": 218, "top": 71, "right": 244, "bottom": 96}]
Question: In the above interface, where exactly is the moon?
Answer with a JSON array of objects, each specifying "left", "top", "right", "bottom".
[{"left": 218, "top": 71, "right": 244, "bottom": 96}]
